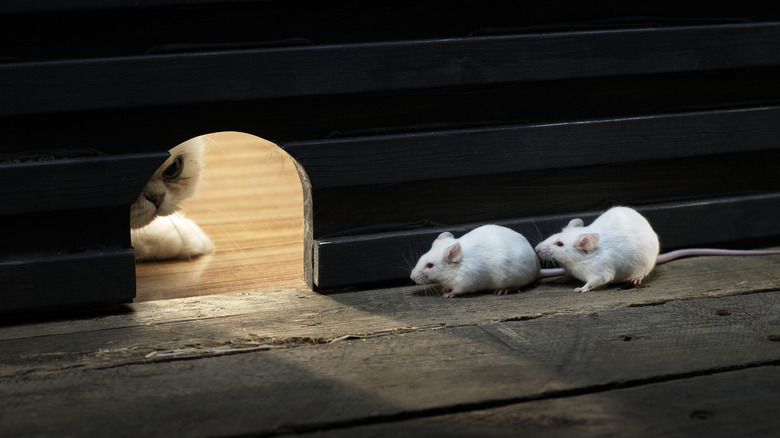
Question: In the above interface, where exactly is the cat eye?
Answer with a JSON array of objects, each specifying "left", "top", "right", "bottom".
[{"left": 162, "top": 156, "right": 184, "bottom": 179}]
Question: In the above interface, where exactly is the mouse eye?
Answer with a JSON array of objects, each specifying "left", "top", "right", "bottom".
[
  {"left": 555, "top": 241, "right": 564, "bottom": 247},
  {"left": 425, "top": 262, "right": 434, "bottom": 269},
  {"left": 162, "top": 156, "right": 184, "bottom": 179}
]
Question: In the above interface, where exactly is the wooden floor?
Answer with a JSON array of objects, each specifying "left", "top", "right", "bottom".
[
  {"left": 135, "top": 132, "right": 305, "bottom": 302},
  {"left": 1, "top": 138, "right": 779, "bottom": 436}
]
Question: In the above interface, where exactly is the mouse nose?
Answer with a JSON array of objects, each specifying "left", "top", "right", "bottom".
[{"left": 146, "top": 193, "right": 165, "bottom": 208}]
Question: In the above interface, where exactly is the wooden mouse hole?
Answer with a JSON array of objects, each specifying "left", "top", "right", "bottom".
[{"left": 134, "top": 132, "right": 305, "bottom": 302}]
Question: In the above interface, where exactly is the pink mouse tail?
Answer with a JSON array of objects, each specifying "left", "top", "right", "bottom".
[
  {"left": 540, "top": 268, "right": 566, "bottom": 278},
  {"left": 656, "top": 248, "right": 780, "bottom": 264}
]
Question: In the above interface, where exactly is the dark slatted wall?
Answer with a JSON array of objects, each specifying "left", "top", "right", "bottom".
[{"left": 2, "top": 1, "right": 779, "bottom": 306}]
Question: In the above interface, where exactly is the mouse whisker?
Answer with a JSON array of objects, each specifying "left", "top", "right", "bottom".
[
  {"left": 425, "top": 283, "right": 441, "bottom": 298},
  {"left": 529, "top": 220, "right": 545, "bottom": 246}
]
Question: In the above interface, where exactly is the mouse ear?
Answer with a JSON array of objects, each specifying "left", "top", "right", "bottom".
[
  {"left": 575, "top": 233, "right": 599, "bottom": 253},
  {"left": 566, "top": 218, "right": 584, "bottom": 229},
  {"left": 446, "top": 243, "right": 463, "bottom": 263},
  {"left": 436, "top": 232, "right": 454, "bottom": 241}
]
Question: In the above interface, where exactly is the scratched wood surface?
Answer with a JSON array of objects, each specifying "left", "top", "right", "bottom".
[
  {"left": 1, "top": 266, "right": 779, "bottom": 437},
  {"left": 134, "top": 132, "right": 305, "bottom": 302}
]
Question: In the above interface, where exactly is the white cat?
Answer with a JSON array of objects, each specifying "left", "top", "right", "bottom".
[{"left": 130, "top": 137, "right": 214, "bottom": 261}]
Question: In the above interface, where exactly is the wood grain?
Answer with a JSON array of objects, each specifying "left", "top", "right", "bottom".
[
  {"left": 3, "top": 231, "right": 779, "bottom": 436},
  {"left": 4, "top": 250, "right": 779, "bottom": 375},
  {"left": 2, "top": 293, "right": 778, "bottom": 437},
  {"left": 306, "top": 367, "right": 780, "bottom": 438},
  {"left": 134, "top": 132, "right": 305, "bottom": 302}
]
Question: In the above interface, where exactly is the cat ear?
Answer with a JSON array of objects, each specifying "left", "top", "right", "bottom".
[
  {"left": 566, "top": 218, "right": 584, "bottom": 229},
  {"left": 575, "top": 233, "right": 599, "bottom": 253},
  {"left": 446, "top": 243, "right": 463, "bottom": 263}
]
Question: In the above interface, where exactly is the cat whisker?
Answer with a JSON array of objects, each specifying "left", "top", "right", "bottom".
[
  {"left": 131, "top": 226, "right": 160, "bottom": 263},
  {"left": 183, "top": 205, "right": 247, "bottom": 252},
  {"left": 132, "top": 137, "right": 212, "bottom": 262},
  {"left": 195, "top": 205, "right": 250, "bottom": 233}
]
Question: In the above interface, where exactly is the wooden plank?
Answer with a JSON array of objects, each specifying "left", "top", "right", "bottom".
[
  {"left": 284, "top": 106, "right": 780, "bottom": 188},
  {"left": 4, "top": 22, "right": 780, "bottom": 115},
  {"left": 3, "top": 208, "right": 130, "bottom": 253},
  {"left": 0, "top": 0, "right": 224, "bottom": 13},
  {"left": 312, "top": 194, "right": 780, "bottom": 289},
  {"left": 4, "top": 67, "right": 780, "bottom": 154},
  {"left": 305, "top": 148, "right": 780, "bottom": 238},
  {"left": 2, "top": 251, "right": 779, "bottom": 373},
  {"left": 0, "top": 152, "right": 167, "bottom": 214},
  {"left": 0, "top": 153, "right": 164, "bottom": 311},
  {"left": 1, "top": 293, "right": 778, "bottom": 436},
  {"left": 305, "top": 367, "right": 780, "bottom": 438},
  {"left": 1, "top": 0, "right": 774, "bottom": 17},
  {"left": 0, "top": 249, "right": 136, "bottom": 312}
]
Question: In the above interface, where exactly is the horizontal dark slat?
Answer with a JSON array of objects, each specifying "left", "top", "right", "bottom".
[
  {"left": 4, "top": 22, "right": 780, "bottom": 115},
  {"left": 306, "top": 149, "right": 780, "bottom": 238},
  {"left": 0, "top": 152, "right": 168, "bottom": 215},
  {"left": 1, "top": 207, "right": 129, "bottom": 254},
  {"left": 0, "top": 0, "right": 222, "bottom": 13},
  {"left": 0, "top": 249, "right": 136, "bottom": 312},
  {"left": 311, "top": 193, "right": 780, "bottom": 289},
  {"left": 5, "top": 67, "right": 780, "bottom": 155},
  {"left": 285, "top": 106, "right": 780, "bottom": 189}
]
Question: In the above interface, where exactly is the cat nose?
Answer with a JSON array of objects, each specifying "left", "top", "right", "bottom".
[{"left": 146, "top": 193, "right": 165, "bottom": 208}]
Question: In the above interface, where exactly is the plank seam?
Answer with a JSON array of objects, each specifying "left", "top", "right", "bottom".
[
  {"left": 245, "top": 361, "right": 780, "bottom": 437},
  {"left": 5, "top": 288, "right": 778, "bottom": 376}
]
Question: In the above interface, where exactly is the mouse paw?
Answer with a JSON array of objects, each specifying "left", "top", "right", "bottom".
[
  {"left": 628, "top": 277, "right": 644, "bottom": 286},
  {"left": 574, "top": 286, "right": 589, "bottom": 294},
  {"left": 493, "top": 289, "right": 509, "bottom": 295},
  {"left": 441, "top": 288, "right": 461, "bottom": 298}
]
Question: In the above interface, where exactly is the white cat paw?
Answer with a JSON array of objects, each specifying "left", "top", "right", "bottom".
[{"left": 132, "top": 214, "right": 214, "bottom": 261}]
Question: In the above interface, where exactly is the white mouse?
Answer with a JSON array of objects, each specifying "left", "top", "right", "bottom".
[
  {"left": 535, "top": 206, "right": 660, "bottom": 293},
  {"left": 410, "top": 224, "right": 541, "bottom": 298},
  {"left": 535, "top": 206, "right": 780, "bottom": 293}
]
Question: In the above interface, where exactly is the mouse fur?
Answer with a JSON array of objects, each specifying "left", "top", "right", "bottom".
[
  {"left": 534, "top": 206, "right": 659, "bottom": 293},
  {"left": 410, "top": 224, "right": 540, "bottom": 298}
]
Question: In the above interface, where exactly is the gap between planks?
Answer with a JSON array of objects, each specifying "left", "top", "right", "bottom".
[{"left": 291, "top": 366, "right": 780, "bottom": 438}]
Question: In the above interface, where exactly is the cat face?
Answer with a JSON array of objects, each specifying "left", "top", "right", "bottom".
[{"left": 130, "top": 138, "right": 204, "bottom": 229}]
